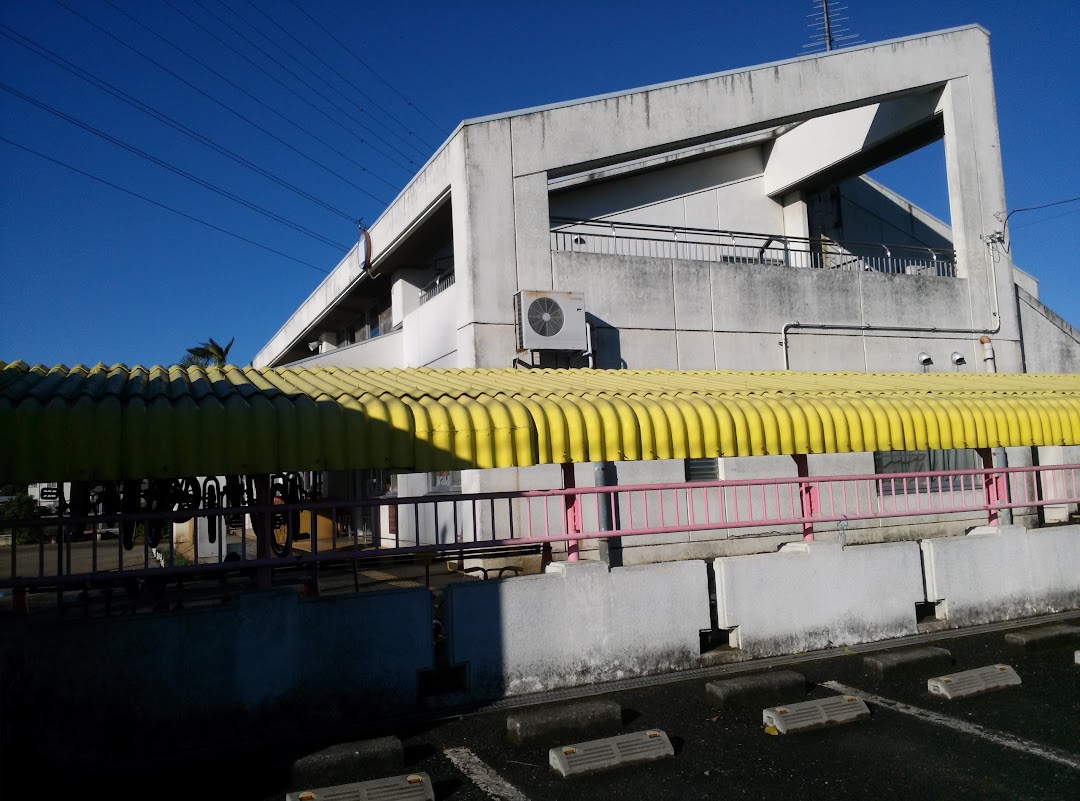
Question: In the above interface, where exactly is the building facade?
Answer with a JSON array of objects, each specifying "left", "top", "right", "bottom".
[{"left": 253, "top": 25, "right": 1080, "bottom": 561}]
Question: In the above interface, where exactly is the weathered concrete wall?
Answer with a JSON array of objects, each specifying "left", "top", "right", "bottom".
[
  {"left": 550, "top": 146, "right": 782, "bottom": 233},
  {"left": 0, "top": 587, "right": 434, "bottom": 769},
  {"left": 921, "top": 524, "right": 1080, "bottom": 628},
  {"left": 444, "top": 559, "right": 711, "bottom": 699},
  {"left": 1017, "top": 287, "right": 1080, "bottom": 373},
  {"left": 714, "top": 540, "right": 924, "bottom": 657},
  {"left": 551, "top": 250, "right": 981, "bottom": 371}
]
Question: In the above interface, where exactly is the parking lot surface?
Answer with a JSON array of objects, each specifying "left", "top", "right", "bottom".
[{"left": 12, "top": 613, "right": 1080, "bottom": 800}]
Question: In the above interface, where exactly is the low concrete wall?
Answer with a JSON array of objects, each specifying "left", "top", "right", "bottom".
[
  {"left": 714, "top": 540, "right": 923, "bottom": 657},
  {"left": 921, "top": 524, "right": 1080, "bottom": 627},
  {"left": 0, "top": 586, "right": 434, "bottom": 771},
  {"left": 444, "top": 560, "right": 711, "bottom": 699}
]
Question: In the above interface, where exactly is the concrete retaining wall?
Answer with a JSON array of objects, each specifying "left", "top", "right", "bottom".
[
  {"left": 0, "top": 586, "right": 434, "bottom": 771},
  {"left": 714, "top": 540, "right": 924, "bottom": 657},
  {"left": 444, "top": 559, "right": 711, "bottom": 699},
  {"left": 921, "top": 524, "right": 1080, "bottom": 627}
]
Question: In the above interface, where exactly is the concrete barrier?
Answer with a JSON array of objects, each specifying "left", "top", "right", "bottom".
[
  {"left": 714, "top": 540, "right": 923, "bottom": 658},
  {"left": 921, "top": 525, "right": 1080, "bottom": 628},
  {"left": 444, "top": 559, "right": 711, "bottom": 699},
  {"left": 0, "top": 585, "right": 435, "bottom": 772}
]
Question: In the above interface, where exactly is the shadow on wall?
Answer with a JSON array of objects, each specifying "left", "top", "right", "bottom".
[{"left": 587, "top": 313, "right": 626, "bottom": 369}]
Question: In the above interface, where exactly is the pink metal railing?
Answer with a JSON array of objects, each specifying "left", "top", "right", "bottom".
[{"left": 2, "top": 464, "right": 1077, "bottom": 591}]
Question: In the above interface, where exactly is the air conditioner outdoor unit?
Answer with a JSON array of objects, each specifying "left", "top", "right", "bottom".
[{"left": 514, "top": 290, "right": 587, "bottom": 352}]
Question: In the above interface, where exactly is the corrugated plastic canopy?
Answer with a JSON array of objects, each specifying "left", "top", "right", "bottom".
[{"left": 2, "top": 361, "right": 1080, "bottom": 483}]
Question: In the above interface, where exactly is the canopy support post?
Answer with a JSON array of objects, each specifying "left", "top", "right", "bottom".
[
  {"left": 793, "top": 454, "right": 817, "bottom": 541},
  {"left": 563, "top": 463, "right": 580, "bottom": 561}
]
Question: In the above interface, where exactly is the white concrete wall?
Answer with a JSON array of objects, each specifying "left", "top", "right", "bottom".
[
  {"left": 714, "top": 540, "right": 924, "bottom": 657},
  {"left": 921, "top": 524, "right": 1080, "bottom": 627},
  {"left": 403, "top": 285, "right": 460, "bottom": 367},
  {"left": 445, "top": 559, "right": 711, "bottom": 698},
  {"left": 279, "top": 330, "right": 404, "bottom": 369},
  {"left": 1017, "top": 288, "right": 1080, "bottom": 374},
  {"left": 550, "top": 146, "right": 783, "bottom": 234}
]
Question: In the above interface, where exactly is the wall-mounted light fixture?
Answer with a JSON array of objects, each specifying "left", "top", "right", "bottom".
[{"left": 308, "top": 341, "right": 320, "bottom": 353}]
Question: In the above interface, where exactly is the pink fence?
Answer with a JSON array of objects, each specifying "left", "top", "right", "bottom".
[{"left": 2, "top": 464, "right": 1078, "bottom": 592}]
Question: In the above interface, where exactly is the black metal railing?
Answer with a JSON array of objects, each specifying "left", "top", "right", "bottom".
[{"left": 550, "top": 217, "right": 956, "bottom": 277}]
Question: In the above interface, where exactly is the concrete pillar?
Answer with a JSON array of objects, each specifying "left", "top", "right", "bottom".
[
  {"left": 513, "top": 172, "right": 553, "bottom": 291},
  {"left": 391, "top": 268, "right": 429, "bottom": 328}
]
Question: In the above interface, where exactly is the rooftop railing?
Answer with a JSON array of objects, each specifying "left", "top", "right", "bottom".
[{"left": 550, "top": 217, "right": 956, "bottom": 277}]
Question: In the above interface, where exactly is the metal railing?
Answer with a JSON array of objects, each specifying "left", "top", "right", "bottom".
[
  {"left": 550, "top": 217, "right": 956, "bottom": 277},
  {"left": 419, "top": 272, "right": 455, "bottom": 305},
  {"left": 2, "top": 464, "right": 1075, "bottom": 598}
]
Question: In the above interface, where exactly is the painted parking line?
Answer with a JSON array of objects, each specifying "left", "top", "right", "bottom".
[
  {"left": 444, "top": 747, "right": 532, "bottom": 801},
  {"left": 822, "top": 681, "right": 1080, "bottom": 771}
]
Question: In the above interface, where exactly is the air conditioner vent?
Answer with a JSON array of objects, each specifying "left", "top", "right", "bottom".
[{"left": 514, "top": 290, "right": 586, "bottom": 351}]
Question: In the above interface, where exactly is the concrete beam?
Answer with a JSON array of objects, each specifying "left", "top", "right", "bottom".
[{"left": 763, "top": 92, "right": 944, "bottom": 197}]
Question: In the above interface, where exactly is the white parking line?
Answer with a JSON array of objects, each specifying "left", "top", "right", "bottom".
[
  {"left": 444, "top": 746, "right": 532, "bottom": 801},
  {"left": 823, "top": 681, "right": 1080, "bottom": 771}
]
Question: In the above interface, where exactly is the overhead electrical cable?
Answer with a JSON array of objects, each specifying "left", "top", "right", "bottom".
[
  {"left": 237, "top": 0, "right": 435, "bottom": 156},
  {"left": 192, "top": 0, "right": 419, "bottom": 171},
  {"left": 996, "top": 194, "right": 1080, "bottom": 252},
  {"left": 284, "top": 0, "right": 447, "bottom": 138},
  {"left": 50, "top": 0, "right": 392, "bottom": 203},
  {"left": 0, "top": 24, "right": 356, "bottom": 224},
  {"left": 0, "top": 135, "right": 329, "bottom": 274},
  {"left": 90, "top": 0, "right": 399, "bottom": 194},
  {"left": 1, "top": 81, "right": 350, "bottom": 251}
]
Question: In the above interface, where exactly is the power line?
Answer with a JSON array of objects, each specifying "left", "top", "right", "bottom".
[
  {"left": 51, "top": 0, "right": 392, "bottom": 205},
  {"left": 193, "top": 0, "right": 420, "bottom": 172},
  {"left": 992, "top": 194, "right": 1080, "bottom": 252},
  {"left": 0, "top": 135, "right": 328, "bottom": 274},
  {"left": 1, "top": 81, "right": 350, "bottom": 251},
  {"left": 237, "top": 0, "right": 435, "bottom": 156},
  {"left": 284, "top": 0, "right": 447, "bottom": 137},
  {"left": 1012, "top": 206, "right": 1080, "bottom": 231},
  {"left": 1000, "top": 195, "right": 1080, "bottom": 228},
  {"left": 0, "top": 23, "right": 356, "bottom": 225},
  {"left": 95, "top": 0, "right": 400, "bottom": 193}
]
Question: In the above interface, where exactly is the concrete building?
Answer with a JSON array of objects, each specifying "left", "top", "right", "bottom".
[{"left": 252, "top": 25, "right": 1080, "bottom": 559}]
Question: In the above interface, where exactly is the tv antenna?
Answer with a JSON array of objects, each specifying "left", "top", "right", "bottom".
[{"left": 803, "top": 0, "right": 863, "bottom": 53}]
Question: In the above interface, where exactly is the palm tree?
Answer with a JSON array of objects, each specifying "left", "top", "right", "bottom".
[{"left": 179, "top": 336, "right": 234, "bottom": 368}]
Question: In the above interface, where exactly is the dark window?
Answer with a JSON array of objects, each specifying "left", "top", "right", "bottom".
[
  {"left": 685, "top": 458, "right": 719, "bottom": 482},
  {"left": 873, "top": 449, "right": 982, "bottom": 494}
]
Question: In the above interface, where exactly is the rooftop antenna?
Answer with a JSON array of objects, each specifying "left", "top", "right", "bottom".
[{"left": 803, "top": 0, "right": 864, "bottom": 54}]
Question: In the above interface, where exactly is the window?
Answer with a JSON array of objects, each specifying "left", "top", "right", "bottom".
[
  {"left": 428, "top": 470, "right": 461, "bottom": 494},
  {"left": 873, "top": 449, "right": 982, "bottom": 494},
  {"left": 685, "top": 458, "right": 719, "bottom": 482}
]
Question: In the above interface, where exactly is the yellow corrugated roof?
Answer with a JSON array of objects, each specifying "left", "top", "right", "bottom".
[{"left": 2, "top": 361, "right": 1079, "bottom": 483}]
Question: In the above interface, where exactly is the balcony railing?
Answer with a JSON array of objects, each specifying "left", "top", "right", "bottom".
[
  {"left": 550, "top": 217, "right": 956, "bottom": 277},
  {"left": 419, "top": 271, "right": 455, "bottom": 305}
]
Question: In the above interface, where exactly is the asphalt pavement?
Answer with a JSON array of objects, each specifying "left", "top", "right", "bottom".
[{"left": 11, "top": 612, "right": 1080, "bottom": 800}]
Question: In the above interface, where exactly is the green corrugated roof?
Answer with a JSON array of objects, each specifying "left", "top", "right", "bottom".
[{"left": 2, "top": 360, "right": 1079, "bottom": 483}]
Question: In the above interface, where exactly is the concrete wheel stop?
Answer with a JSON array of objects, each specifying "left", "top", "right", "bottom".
[
  {"left": 927, "top": 664, "right": 1021, "bottom": 699},
  {"left": 548, "top": 729, "right": 674, "bottom": 778},
  {"left": 506, "top": 698, "right": 623, "bottom": 746},
  {"left": 862, "top": 646, "right": 954, "bottom": 679},
  {"left": 705, "top": 669, "right": 807, "bottom": 711},
  {"left": 762, "top": 694, "right": 870, "bottom": 735},
  {"left": 290, "top": 735, "right": 405, "bottom": 789},
  {"left": 285, "top": 772, "right": 434, "bottom": 801},
  {"left": 1004, "top": 623, "right": 1080, "bottom": 651}
]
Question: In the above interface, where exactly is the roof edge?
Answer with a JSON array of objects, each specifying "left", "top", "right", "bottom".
[{"left": 460, "top": 25, "right": 989, "bottom": 128}]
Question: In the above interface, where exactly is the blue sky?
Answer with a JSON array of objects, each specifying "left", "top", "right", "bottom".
[{"left": 2, "top": 0, "right": 1078, "bottom": 368}]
